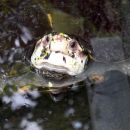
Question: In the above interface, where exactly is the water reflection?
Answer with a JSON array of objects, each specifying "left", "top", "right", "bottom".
[
  {"left": 72, "top": 120, "right": 83, "bottom": 129},
  {"left": 0, "top": 86, "right": 90, "bottom": 130},
  {"left": 64, "top": 107, "right": 75, "bottom": 117},
  {"left": 2, "top": 90, "right": 40, "bottom": 110},
  {"left": 19, "top": 25, "right": 32, "bottom": 44},
  {"left": 20, "top": 118, "right": 42, "bottom": 130}
]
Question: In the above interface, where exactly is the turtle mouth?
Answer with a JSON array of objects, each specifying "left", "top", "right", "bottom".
[
  {"left": 40, "top": 62, "right": 70, "bottom": 75},
  {"left": 31, "top": 51, "right": 87, "bottom": 76}
]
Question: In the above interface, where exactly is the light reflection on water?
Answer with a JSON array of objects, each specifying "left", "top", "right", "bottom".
[
  {"left": 2, "top": 90, "right": 40, "bottom": 110},
  {"left": 0, "top": 86, "right": 90, "bottom": 130},
  {"left": 19, "top": 25, "right": 32, "bottom": 45},
  {"left": 20, "top": 118, "right": 43, "bottom": 130}
]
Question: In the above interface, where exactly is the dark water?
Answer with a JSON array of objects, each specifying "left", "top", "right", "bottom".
[
  {"left": 0, "top": 0, "right": 130, "bottom": 130},
  {"left": 0, "top": 86, "right": 90, "bottom": 130}
]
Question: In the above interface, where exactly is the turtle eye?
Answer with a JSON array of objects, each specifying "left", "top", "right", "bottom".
[
  {"left": 42, "top": 36, "right": 50, "bottom": 46},
  {"left": 46, "top": 36, "right": 49, "bottom": 42},
  {"left": 70, "top": 41, "right": 77, "bottom": 48}
]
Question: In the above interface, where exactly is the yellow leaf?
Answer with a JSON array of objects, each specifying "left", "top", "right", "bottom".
[
  {"left": 18, "top": 85, "right": 30, "bottom": 93},
  {"left": 47, "top": 13, "right": 53, "bottom": 28}
]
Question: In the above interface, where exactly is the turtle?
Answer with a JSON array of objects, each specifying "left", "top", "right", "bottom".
[
  {"left": 29, "top": 32, "right": 92, "bottom": 93},
  {"left": 0, "top": 32, "right": 93, "bottom": 100},
  {"left": 31, "top": 33, "right": 89, "bottom": 76}
]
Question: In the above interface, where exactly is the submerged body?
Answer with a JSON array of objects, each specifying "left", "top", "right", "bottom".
[{"left": 31, "top": 33, "right": 88, "bottom": 76}]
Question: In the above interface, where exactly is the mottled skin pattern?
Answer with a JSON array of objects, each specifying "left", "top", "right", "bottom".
[{"left": 31, "top": 33, "right": 88, "bottom": 77}]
